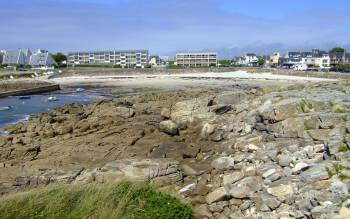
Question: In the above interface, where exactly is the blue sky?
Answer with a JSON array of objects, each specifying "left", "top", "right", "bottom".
[{"left": 1, "top": 0, "right": 350, "bottom": 57}]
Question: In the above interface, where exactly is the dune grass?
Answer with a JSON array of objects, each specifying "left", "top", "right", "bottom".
[{"left": 0, "top": 181, "right": 193, "bottom": 219}]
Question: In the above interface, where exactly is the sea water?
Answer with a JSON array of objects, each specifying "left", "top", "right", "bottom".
[{"left": 0, "top": 89, "right": 103, "bottom": 131}]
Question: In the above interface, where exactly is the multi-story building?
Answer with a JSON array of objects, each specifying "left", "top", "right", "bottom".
[
  {"left": 282, "top": 50, "right": 330, "bottom": 69},
  {"left": 2, "top": 48, "right": 32, "bottom": 66},
  {"left": 232, "top": 53, "right": 259, "bottom": 66},
  {"left": 67, "top": 50, "right": 149, "bottom": 68},
  {"left": 29, "top": 49, "right": 57, "bottom": 68},
  {"left": 176, "top": 52, "right": 217, "bottom": 67},
  {"left": 270, "top": 52, "right": 282, "bottom": 67}
]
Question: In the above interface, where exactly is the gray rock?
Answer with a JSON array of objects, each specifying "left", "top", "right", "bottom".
[
  {"left": 300, "top": 163, "right": 330, "bottom": 183},
  {"left": 240, "top": 200, "right": 252, "bottom": 211},
  {"left": 222, "top": 171, "right": 244, "bottom": 185},
  {"left": 278, "top": 154, "right": 292, "bottom": 167},
  {"left": 262, "top": 194, "right": 281, "bottom": 210},
  {"left": 226, "top": 176, "right": 263, "bottom": 198},
  {"left": 208, "top": 201, "right": 229, "bottom": 212},
  {"left": 159, "top": 120, "right": 179, "bottom": 135},
  {"left": 262, "top": 169, "right": 277, "bottom": 179},
  {"left": 211, "top": 157, "right": 235, "bottom": 170},
  {"left": 292, "top": 162, "right": 310, "bottom": 174},
  {"left": 307, "top": 129, "right": 331, "bottom": 141},
  {"left": 330, "top": 180, "right": 348, "bottom": 200},
  {"left": 206, "top": 187, "right": 229, "bottom": 204}
]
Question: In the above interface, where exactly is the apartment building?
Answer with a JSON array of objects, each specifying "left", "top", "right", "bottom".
[
  {"left": 29, "top": 50, "right": 57, "bottom": 68},
  {"left": 282, "top": 50, "right": 330, "bottom": 69},
  {"left": 2, "top": 48, "right": 32, "bottom": 66},
  {"left": 67, "top": 50, "right": 149, "bottom": 68},
  {"left": 176, "top": 52, "right": 217, "bottom": 67}
]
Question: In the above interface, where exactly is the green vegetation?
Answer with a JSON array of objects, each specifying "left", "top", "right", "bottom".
[
  {"left": 167, "top": 61, "right": 181, "bottom": 69},
  {"left": 330, "top": 47, "right": 345, "bottom": 53},
  {"left": 333, "top": 65, "right": 350, "bottom": 71},
  {"left": 258, "top": 58, "right": 266, "bottom": 66},
  {"left": 0, "top": 64, "right": 8, "bottom": 69},
  {"left": 52, "top": 53, "right": 67, "bottom": 64},
  {"left": 300, "top": 99, "right": 314, "bottom": 113},
  {"left": 338, "top": 144, "right": 350, "bottom": 153},
  {"left": 0, "top": 181, "right": 193, "bottom": 219},
  {"left": 326, "top": 166, "right": 335, "bottom": 177},
  {"left": 218, "top": 60, "right": 232, "bottom": 67},
  {"left": 0, "top": 72, "right": 35, "bottom": 80}
]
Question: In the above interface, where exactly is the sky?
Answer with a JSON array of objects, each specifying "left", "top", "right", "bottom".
[{"left": 1, "top": 0, "right": 350, "bottom": 58}]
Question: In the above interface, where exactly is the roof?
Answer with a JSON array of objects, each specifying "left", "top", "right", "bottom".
[
  {"left": 246, "top": 53, "right": 256, "bottom": 56},
  {"left": 176, "top": 52, "right": 217, "bottom": 55},
  {"left": 68, "top": 50, "right": 149, "bottom": 55}
]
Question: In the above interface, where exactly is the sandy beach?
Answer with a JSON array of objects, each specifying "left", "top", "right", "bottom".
[{"left": 50, "top": 70, "right": 337, "bottom": 91}]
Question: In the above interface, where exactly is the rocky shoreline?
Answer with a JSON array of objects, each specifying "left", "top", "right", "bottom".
[{"left": 1, "top": 79, "right": 350, "bottom": 218}]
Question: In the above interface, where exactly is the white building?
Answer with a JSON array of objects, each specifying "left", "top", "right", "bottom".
[
  {"left": 29, "top": 50, "right": 57, "bottom": 68},
  {"left": 2, "top": 49, "right": 32, "bottom": 66},
  {"left": 176, "top": 52, "right": 217, "bottom": 67},
  {"left": 283, "top": 50, "right": 330, "bottom": 69},
  {"left": 67, "top": 50, "right": 149, "bottom": 68},
  {"left": 233, "top": 53, "right": 259, "bottom": 66}
]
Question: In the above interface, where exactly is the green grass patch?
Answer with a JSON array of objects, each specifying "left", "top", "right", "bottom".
[
  {"left": 300, "top": 99, "right": 314, "bottom": 113},
  {"left": 338, "top": 144, "right": 350, "bottom": 153},
  {"left": 326, "top": 166, "right": 335, "bottom": 177},
  {"left": 0, "top": 181, "right": 193, "bottom": 219}
]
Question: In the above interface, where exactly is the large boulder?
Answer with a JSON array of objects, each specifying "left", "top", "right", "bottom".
[
  {"left": 258, "top": 99, "right": 299, "bottom": 122},
  {"left": 159, "top": 120, "right": 179, "bottom": 135},
  {"left": 300, "top": 163, "right": 330, "bottom": 184}
]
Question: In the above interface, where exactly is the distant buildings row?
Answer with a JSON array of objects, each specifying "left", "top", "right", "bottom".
[
  {"left": 2, "top": 47, "right": 349, "bottom": 70},
  {"left": 67, "top": 50, "right": 218, "bottom": 68},
  {"left": 233, "top": 49, "right": 350, "bottom": 70},
  {"left": 0, "top": 49, "right": 56, "bottom": 69}
]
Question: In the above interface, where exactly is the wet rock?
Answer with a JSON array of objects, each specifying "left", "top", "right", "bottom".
[
  {"left": 159, "top": 120, "right": 179, "bottom": 135},
  {"left": 212, "top": 105, "right": 232, "bottom": 115}
]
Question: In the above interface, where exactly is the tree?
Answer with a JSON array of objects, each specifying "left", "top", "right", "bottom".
[
  {"left": 330, "top": 47, "right": 345, "bottom": 53},
  {"left": 52, "top": 53, "right": 67, "bottom": 64},
  {"left": 258, "top": 59, "right": 266, "bottom": 66}
]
